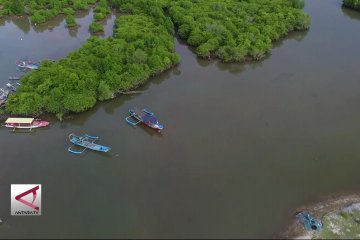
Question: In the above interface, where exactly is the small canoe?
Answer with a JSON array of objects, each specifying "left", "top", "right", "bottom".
[
  {"left": 68, "top": 133, "right": 110, "bottom": 154},
  {"left": 16, "top": 60, "right": 39, "bottom": 70}
]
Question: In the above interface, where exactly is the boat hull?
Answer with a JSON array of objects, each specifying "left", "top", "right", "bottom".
[
  {"left": 128, "top": 109, "right": 164, "bottom": 131},
  {"left": 142, "top": 122, "right": 164, "bottom": 131},
  {"left": 69, "top": 134, "right": 110, "bottom": 153},
  {"left": 4, "top": 120, "right": 49, "bottom": 129}
]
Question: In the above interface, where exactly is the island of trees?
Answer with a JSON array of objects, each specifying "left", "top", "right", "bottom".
[
  {"left": 1, "top": 0, "right": 310, "bottom": 119},
  {"left": 343, "top": 0, "right": 360, "bottom": 10},
  {"left": 169, "top": 0, "right": 309, "bottom": 61},
  {"left": 0, "top": 0, "right": 97, "bottom": 24}
]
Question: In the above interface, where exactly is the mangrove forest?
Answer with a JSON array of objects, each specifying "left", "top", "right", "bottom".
[{"left": 1, "top": 0, "right": 310, "bottom": 118}]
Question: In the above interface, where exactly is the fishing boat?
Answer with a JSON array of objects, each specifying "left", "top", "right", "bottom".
[
  {"left": 8, "top": 76, "right": 20, "bottom": 80},
  {"left": 16, "top": 60, "right": 39, "bottom": 70},
  {"left": 4, "top": 118, "right": 50, "bottom": 131},
  {"left": 6, "top": 83, "right": 17, "bottom": 92},
  {"left": 296, "top": 211, "right": 322, "bottom": 231},
  {"left": 68, "top": 133, "right": 111, "bottom": 154},
  {"left": 125, "top": 108, "right": 164, "bottom": 131}
]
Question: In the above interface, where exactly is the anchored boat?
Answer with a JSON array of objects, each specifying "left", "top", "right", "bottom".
[
  {"left": 68, "top": 133, "right": 111, "bottom": 155},
  {"left": 4, "top": 118, "right": 49, "bottom": 131},
  {"left": 16, "top": 60, "right": 39, "bottom": 70},
  {"left": 125, "top": 108, "right": 164, "bottom": 131},
  {"left": 296, "top": 211, "right": 322, "bottom": 231},
  {"left": 6, "top": 83, "right": 17, "bottom": 92}
]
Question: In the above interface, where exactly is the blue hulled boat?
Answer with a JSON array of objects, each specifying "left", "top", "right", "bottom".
[
  {"left": 125, "top": 108, "right": 164, "bottom": 131},
  {"left": 68, "top": 133, "right": 111, "bottom": 154}
]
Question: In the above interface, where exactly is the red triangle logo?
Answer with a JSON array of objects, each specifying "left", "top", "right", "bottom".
[{"left": 15, "top": 185, "right": 40, "bottom": 211}]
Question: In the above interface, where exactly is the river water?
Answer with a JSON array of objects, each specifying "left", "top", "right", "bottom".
[{"left": 0, "top": 0, "right": 360, "bottom": 238}]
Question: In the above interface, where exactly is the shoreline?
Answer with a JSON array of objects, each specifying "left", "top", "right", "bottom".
[
  {"left": 280, "top": 193, "right": 360, "bottom": 239},
  {"left": 0, "top": 61, "right": 179, "bottom": 122}
]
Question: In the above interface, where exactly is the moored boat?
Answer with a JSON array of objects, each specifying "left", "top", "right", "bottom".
[
  {"left": 125, "top": 108, "right": 164, "bottom": 131},
  {"left": 16, "top": 60, "right": 39, "bottom": 70},
  {"left": 295, "top": 211, "right": 322, "bottom": 231},
  {"left": 4, "top": 118, "right": 50, "bottom": 130},
  {"left": 6, "top": 83, "right": 17, "bottom": 92},
  {"left": 68, "top": 133, "right": 111, "bottom": 154}
]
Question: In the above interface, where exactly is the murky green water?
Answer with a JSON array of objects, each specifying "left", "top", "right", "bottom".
[{"left": 0, "top": 1, "right": 360, "bottom": 238}]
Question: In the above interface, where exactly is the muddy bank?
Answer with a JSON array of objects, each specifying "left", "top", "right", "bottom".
[{"left": 280, "top": 194, "right": 360, "bottom": 239}]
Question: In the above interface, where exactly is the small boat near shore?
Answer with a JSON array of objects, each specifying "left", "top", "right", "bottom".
[
  {"left": 8, "top": 76, "right": 21, "bottom": 80},
  {"left": 6, "top": 83, "right": 18, "bottom": 92},
  {"left": 125, "top": 108, "right": 164, "bottom": 131},
  {"left": 16, "top": 60, "right": 39, "bottom": 70},
  {"left": 3, "top": 118, "right": 50, "bottom": 131},
  {"left": 295, "top": 211, "right": 322, "bottom": 231},
  {"left": 68, "top": 133, "right": 111, "bottom": 154}
]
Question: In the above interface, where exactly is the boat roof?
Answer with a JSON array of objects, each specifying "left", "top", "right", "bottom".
[
  {"left": 141, "top": 114, "right": 158, "bottom": 124},
  {"left": 5, "top": 118, "right": 34, "bottom": 124}
]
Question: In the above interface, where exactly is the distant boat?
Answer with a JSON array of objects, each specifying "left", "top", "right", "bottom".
[
  {"left": 8, "top": 76, "right": 20, "bottom": 80},
  {"left": 4, "top": 118, "right": 49, "bottom": 131},
  {"left": 6, "top": 83, "right": 17, "bottom": 92},
  {"left": 16, "top": 60, "right": 39, "bottom": 70},
  {"left": 68, "top": 133, "right": 111, "bottom": 154},
  {"left": 0, "top": 88, "right": 9, "bottom": 107},
  {"left": 125, "top": 108, "right": 164, "bottom": 131},
  {"left": 296, "top": 211, "right": 322, "bottom": 231}
]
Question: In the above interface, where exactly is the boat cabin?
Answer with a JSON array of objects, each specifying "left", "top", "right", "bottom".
[
  {"left": 4, "top": 117, "right": 49, "bottom": 130},
  {"left": 5, "top": 118, "right": 35, "bottom": 126}
]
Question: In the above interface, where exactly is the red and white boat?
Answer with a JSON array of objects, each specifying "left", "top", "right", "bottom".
[{"left": 4, "top": 118, "right": 50, "bottom": 130}]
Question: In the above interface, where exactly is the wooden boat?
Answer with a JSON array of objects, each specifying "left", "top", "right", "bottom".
[
  {"left": 125, "top": 108, "right": 164, "bottom": 131},
  {"left": 68, "top": 133, "right": 111, "bottom": 154},
  {"left": 4, "top": 118, "right": 49, "bottom": 131},
  {"left": 16, "top": 60, "right": 39, "bottom": 70}
]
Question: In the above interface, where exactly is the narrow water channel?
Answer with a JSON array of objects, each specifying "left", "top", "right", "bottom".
[{"left": 0, "top": 0, "right": 360, "bottom": 238}]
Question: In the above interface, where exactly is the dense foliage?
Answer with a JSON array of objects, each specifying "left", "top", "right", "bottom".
[
  {"left": 89, "top": 0, "right": 110, "bottom": 33},
  {"left": 6, "top": 14, "right": 179, "bottom": 116},
  {"left": 3, "top": 0, "right": 310, "bottom": 117},
  {"left": 168, "top": 0, "right": 310, "bottom": 61},
  {"left": 89, "top": 21, "right": 103, "bottom": 32},
  {"left": 343, "top": 0, "right": 360, "bottom": 10},
  {"left": 65, "top": 15, "right": 77, "bottom": 27},
  {"left": 0, "top": 0, "right": 97, "bottom": 24}
]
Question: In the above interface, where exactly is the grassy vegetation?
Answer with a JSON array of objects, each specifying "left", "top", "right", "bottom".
[{"left": 316, "top": 204, "right": 360, "bottom": 239}]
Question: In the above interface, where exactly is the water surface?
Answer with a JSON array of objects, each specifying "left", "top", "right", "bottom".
[{"left": 0, "top": 1, "right": 360, "bottom": 238}]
